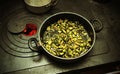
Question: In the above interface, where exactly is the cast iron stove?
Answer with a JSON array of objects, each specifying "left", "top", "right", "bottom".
[{"left": 0, "top": 0, "right": 120, "bottom": 74}]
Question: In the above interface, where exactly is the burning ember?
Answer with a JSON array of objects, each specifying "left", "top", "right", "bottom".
[{"left": 23, "top": 23, "right": 37, "bottom": 36}]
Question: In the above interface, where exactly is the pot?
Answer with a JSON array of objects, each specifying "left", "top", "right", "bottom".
[
  {"left": 24, "top": 0, "right": 59, "bottom": 14},
  {"left": 28, "top": 12, "right": 103, "bottom": 61}
]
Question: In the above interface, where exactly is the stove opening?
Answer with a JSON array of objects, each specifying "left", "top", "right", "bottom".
[{"left": 23, "top": 23, "right": 37, "bottom": 36}]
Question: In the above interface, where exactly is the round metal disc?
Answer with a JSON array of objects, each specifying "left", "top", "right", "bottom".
[{"left": 7, "top": 19, "right": 26, "bottom": 33}]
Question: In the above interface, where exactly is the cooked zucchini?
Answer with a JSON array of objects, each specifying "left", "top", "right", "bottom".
[{"left": 43, "top": 19, "right": 92, "bottom": 58}]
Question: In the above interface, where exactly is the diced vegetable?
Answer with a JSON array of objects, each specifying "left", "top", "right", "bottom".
[{"left": 43, "top": 19, "right": 92, "bottom": 58}]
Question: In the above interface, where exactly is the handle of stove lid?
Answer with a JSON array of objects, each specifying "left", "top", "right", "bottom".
[{"left": 28, "top": 38, "right": 42, "bottom": 52}]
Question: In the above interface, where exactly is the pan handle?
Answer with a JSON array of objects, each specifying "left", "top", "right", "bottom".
[
  {"left": 90, "top": 19, "right": 103, "bottom": 33},
  {"left": 28, "top": 38, "right": 42, "bottom": 52},
  {"left": 46, "top": 0, "right": 59, "bottom": 7},
  {"left": 51, "top": 0, "right": 59, "bottom": 7}
]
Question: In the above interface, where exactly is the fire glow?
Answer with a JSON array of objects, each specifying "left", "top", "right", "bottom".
[{"left": 23, "top": 23, "right": 37, "bottom": 36}]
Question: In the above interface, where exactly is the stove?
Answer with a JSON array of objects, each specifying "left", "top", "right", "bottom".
[
  {"left": 0, "top": 9, "right": 38, "bottom": 57},
  {"left": 0, "top": 4, "right": 52, "bottom": 72},
  {"left": 0, "top": 0, "right": 120, "bottom": 74}
]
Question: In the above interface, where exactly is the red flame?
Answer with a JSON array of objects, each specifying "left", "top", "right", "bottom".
[{"left": 23, "top": 23, "right": 37, "bottom": 36}]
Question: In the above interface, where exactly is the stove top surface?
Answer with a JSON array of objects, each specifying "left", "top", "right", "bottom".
[{"left": 0, "top": 0, "right": 120, "bottom": 74}]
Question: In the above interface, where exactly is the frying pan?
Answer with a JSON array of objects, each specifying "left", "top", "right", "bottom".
[
  {"left": 28, "top": 12, "right": 103, "bottom": 62},
  {"left": 24, "top": 0, "right": 59, "bottom": 14}
]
